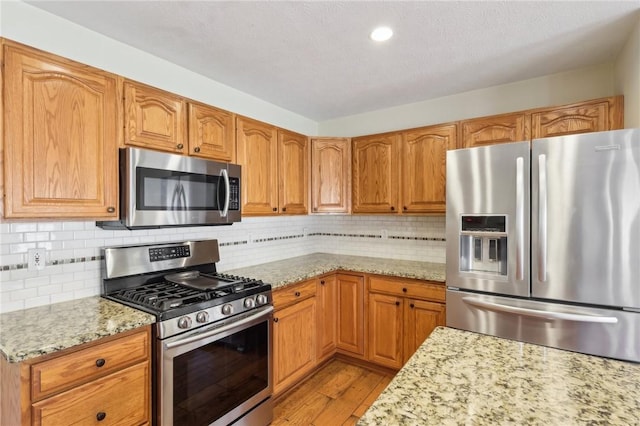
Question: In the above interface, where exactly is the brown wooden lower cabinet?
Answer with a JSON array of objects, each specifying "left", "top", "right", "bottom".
[
  {"left": 336, "top": 274, "right": 366, "bottom": 358},
  {"left": 0, "top": 326, "right": 151, "bottom": 426}
]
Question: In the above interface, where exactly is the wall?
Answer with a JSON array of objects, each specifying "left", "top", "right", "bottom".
[
  {"left": 0, "top": 1, "right": 318, "bottom": 136},
  {"left": 0, "top": 216, "right": 445, "bottom": 313},
  {"left": 615, "top": 15, "right": 640, "bottom": 128},
  {"left": 318, "top": 63, "right": 617, "bottom": 136}
]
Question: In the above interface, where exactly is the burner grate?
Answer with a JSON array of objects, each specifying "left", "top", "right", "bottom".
[{"left": 113, "top": 281, "right": 210, "bottom": 311}]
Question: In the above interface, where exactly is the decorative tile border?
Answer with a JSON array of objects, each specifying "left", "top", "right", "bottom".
[
  {"left": 220, "top": 240, "right": 248, "bottom": 247},
  {"left": 389, "top": 236, "right": 446, "bottom": 242},
  {"left": 253, "top": 234, "right": 304, "bottom": 243},
  {"left": 309, "top": 232, "right": 383, "bottom": 239},
  {"left": 1, "top": 255, "right": 104, "bottom": 271}
]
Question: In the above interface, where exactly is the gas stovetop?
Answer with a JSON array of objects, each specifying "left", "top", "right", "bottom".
[{"left": 102, "top": 240, "right": 272, "bottom": 339}]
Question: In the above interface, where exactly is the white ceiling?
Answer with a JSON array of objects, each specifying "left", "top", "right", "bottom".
[{"left": 26, "top": 1, "right": 640, "bottom": 121}]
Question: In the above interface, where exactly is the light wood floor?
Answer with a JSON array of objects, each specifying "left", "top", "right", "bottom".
[{"left": 272, "top": 359, "right": 395, "bottom": 426}]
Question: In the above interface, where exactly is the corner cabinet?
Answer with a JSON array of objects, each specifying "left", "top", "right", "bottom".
[
  {"left": 310, "top": 138, "right": 351, "bottom": 214},
  {"left": 352, "top": 134, "right": 401, "bottom": 213},
  {"left": 2, "top": 40, "right": 120, "bottom": 219},
  {"left": 124, "top": 80, "right": 187, "bottom": 154},
  {"left": 336, "top": 274, "right": 366, "bottom": 358},
  {"left": 316, "top": 275, "right": 338, "bottom": 362},
  {"left": 0, "top": 326, "right": 151, "bottom": 426}
]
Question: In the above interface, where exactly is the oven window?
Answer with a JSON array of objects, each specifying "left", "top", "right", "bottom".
[
  {"left": 172, "top": 321, "right": 269, "bottom": 426},
  {"left": 137, "top": 167, "right": 223, "bottom": 210}
]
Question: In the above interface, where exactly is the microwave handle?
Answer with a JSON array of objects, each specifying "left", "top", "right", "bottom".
[
  {"left": 220, "top": 169, "right": 230, "bottom": 217},
  {"left": 171, "top": 182, "right": 180, "bottom": 209}
]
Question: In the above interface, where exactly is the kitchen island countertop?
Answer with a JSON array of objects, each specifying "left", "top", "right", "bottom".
[
  {"left": 224, "top": 253, "right": 445, "bottom": 288},
  {"left": 357, "top": 327, "right": 640, "bottom": 425},
  {"left": 0, "top": 296, "right": 156, "bottom": 363}
]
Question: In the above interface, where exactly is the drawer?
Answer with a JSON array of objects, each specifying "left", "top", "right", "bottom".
[
  {"left": 31, "top": 327, "right": 150, "bottom": 401},
  {"left": 32, "top": 361, "right": 150, "bottom": 426},
  {"left": 369, "top": 276, "right": 445, "bottom": 302},
  {"left": 273, "top": 279, "right": 317, "bottom": 309}
]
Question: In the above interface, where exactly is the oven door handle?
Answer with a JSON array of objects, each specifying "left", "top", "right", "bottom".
[{"left": 164, "top": 305, "right": 274, "bottom": 350}]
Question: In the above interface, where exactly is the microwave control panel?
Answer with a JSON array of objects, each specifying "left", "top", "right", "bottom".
[{"left": 229, "top": 177, "right": 240, "bottom": 211}]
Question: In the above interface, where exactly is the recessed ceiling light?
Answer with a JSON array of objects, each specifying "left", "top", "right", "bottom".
[{"left": 370, "top": 26, "right": 393, "bottom": 42}]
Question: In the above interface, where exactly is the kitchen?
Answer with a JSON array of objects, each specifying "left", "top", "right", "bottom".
[{"left": 1, "top": 1, "right": 640, "bottom": 425}]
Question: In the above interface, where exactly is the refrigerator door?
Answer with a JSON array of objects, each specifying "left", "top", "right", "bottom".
[
  {"left": 531, "top": 129, "right": 640, "bottom": 309},
  {"left": 446, "top": 141, "right": 531, "bottom": 297},
  {"left": 447, "top": 290, "right": 640, "bottom": 363}
]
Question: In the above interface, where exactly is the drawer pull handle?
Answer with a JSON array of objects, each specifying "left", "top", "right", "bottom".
[
  {"left": 402, "top": 288, "right": 407, "bottom": 293},
  {"left": 295, "top": 291, "right": 301, "bottom": 297},
  {"left": 97, "top": 412, "right": 106, "bottom": 421},
  {"left": 95, "top": 358, "right": 106, "bottom": 368}
]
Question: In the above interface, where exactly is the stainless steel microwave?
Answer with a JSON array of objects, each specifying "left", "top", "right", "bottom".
[{"left": 97, "top": 147, "right": 241, "bottom": 229}]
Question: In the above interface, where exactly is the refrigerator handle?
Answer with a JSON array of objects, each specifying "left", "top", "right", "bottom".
[
  {"left": 538, "top": 154, "right": 548, "bottom": 282},
  {"left": 515, "top": 157, "right": 525, "bottom": 281},
  {"left": 462, "top": 297, "right": 618, "bottom": 323}
]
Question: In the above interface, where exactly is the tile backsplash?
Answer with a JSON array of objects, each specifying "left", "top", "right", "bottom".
[{"left": 0, "top": 215, "right": 445, "bottom": 313}]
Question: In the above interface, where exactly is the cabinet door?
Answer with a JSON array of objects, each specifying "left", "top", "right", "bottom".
[
  {"left": 310, "top": 138, "right": 351, "bottom": 213},
  {"left": 236, "top": 116, "right": 279, "bottom": 215},
  {"left": 124, "top": 80, "right": 187, "bottom": 153},
  {"left": 278, "top": 130, "right": 309, "bottom": 214},
  {"left": 336, "top": 274, "right": 365, "bottom": 357},
  {"left": 3, "top": 42, "right": 119, "bottom": 219},
  {"left": 401, "top": 124, "right": 457, "bottom": 213},
  {"left": 352, "top": 134, "right": 400, "bottom": 213},
  {"left": 459, "top": 112, "right": 530, "bottom": 148},
  {"left": 316, "top": 275, "right": 337, "bottom": 361},
  {"left": 188, "top": 102, "right": 235, "bottom": 162},
  {"left": 272, "top": 297, "right": 317, "bottom": 395},
  {"left": 404, "top": 299, "right": 445, "bottom": 363},
  {"left": 531, "top": 96, "right": 623, "bottom": 139},
  {"left": 368, "top": 293, "right": 403, "bottom": 369}
]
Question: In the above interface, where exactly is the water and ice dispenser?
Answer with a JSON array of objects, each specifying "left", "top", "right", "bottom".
[{"left": 459, "top": 215, "right": 507, "bottom": 276}]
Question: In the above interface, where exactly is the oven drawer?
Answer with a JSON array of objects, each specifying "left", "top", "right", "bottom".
[
  {"left": 31, "top": 329, "right": 150, "bottom": 401},
  {"left": 273, "top": 279, "right": 317, "bottom": 309},
  {"left": 32, "top": 362, "right": 150, "bottom": 426}
]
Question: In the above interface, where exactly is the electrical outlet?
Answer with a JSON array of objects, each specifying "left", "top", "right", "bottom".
[{"left": 28, "top": 248, "right": 46, "bottom": 271}]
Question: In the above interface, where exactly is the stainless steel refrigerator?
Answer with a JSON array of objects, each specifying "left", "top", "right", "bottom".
[{"left": 446, "top": 128, "right": 640, "bottom": 363}]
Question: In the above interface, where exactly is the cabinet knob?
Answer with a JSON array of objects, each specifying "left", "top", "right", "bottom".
[
  {"left": 295, "top": 291, "right": 301, "bottom": 297},
  {"left": 314, "top": 207, "right": 318, "bottom": 211},
  {"left": 274, "top": 317, "right": 279, "bottom": 323},
  {"left": 410, "top": 303, "right": 415, "bottom": 309},
  {"left": 106, "top": 207, "right": 116, "bottom": 213},
  {"left": 177, "top": 143, "right": 184, "bottom": 150},
  {"left": 402, "top": 288, "right": 407, "bottom": 293},
  {"left": 96, "top": 412, "right": 106, "bottom": 421},
  {"left": 95, "top": 358, "right": 106, "bottom": 368},
  {"left": 390, "top": 206, "right": 395, "bottom": 211},
  {"left": 395, "top": 301, "right": 400, "bottom": 306},
  {"left": 403, "top": 206, "right": 407, "bottom": 211},
  {"left": 282, "top": 207, "right": 287, "bottom": 212},
  {"left": 320, "top": 280, "right": 325, "bottom": 285},
  {"left": 273, "top": 207, "right": 278, "bottom": 212},
  {"left": 194, "top": 146, "right": 201, "bottom": 153}
]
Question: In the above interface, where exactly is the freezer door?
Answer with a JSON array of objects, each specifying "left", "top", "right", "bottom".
[
  {"left": 446, "top": 290, "right": 640, "bottom": 363},
  {"left": 446, "top": 141, "right": 531, "bottom": 297},
  {"left": 531, "top": 129, "right": 640, "bottom": 309}
]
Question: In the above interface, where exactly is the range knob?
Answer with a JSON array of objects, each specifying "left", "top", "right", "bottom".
[
  {"left": 256, "top": 294, "right": 268, "bottom": 305},
  {"left": 221, "top": 304, "right": 234, "bottom": 315},
  {"left": 177, "top": 316, "right": 192, "bottom": 329},
  {"left": 195, "top": 311, "right": 209, "bottom": 323},
  {"left": 244, "top": 298, "right": 256, "bottom": 309}
]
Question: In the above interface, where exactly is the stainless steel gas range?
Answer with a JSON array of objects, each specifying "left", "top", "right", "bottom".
[{"left": 102, "top": 240, "right": 273, "bottom": 426}]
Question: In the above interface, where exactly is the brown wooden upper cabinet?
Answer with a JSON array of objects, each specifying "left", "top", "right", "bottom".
[
  {"left": 124, "top": 80, "right": 187, "bottom": 154},
  {"left": 2, "top": 40, "right": 120, "bottom": 219},
  {"left": 401, "top": 124, "right": 457, "bottom": 213},
  {"left": 188, "top": 102, "right": 236, "bottom": 162},
  {"left": 530, "top": 96, "right": 623, "bottom": 139},
  {"left": 459, "top": 96, "right": 623, "bottom": 148},
  {"left": 352, "top": 123, "right": 456, "bottom": 214},
  {"left": 310, "top": 138, "right": 351, "bottom": 214},
  {"left": 236, "top": 116, "right": 308, "bottom": 216},
  {"left": 352, "top": 133, "right": 401, "bottom": 213},
  {"left": 459, "top": 112, "right": 530, "bottom": 149}
]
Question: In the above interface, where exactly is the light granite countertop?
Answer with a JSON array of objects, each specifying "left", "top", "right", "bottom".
[
  {"left": 0, "top": 296, "right": 156, "bottom": 363},
  {"left": 357, "top": 327, "right": 640, "bottom": 425},
  {"left": 224, "top": 253, "right": 446, "bottom": 289}
]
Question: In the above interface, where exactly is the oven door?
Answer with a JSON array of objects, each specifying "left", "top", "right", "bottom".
[{"left": 158, "top": 306, "right": 273, "bottom": 426}]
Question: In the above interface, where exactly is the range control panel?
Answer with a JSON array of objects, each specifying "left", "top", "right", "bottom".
[{"left": 149, "top": 245, "right": 191, "bottom": 262}]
